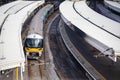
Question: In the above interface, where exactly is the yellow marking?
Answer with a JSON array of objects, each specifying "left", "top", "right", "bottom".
[
  {"left": 25, "top": 48, "right": 43, "bottom": 53},
  {"left": 16, "top": 67, "right": 18, "bottom": 80}
]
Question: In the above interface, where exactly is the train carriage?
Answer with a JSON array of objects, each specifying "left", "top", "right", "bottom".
[{"left": 24, "top": 4, "right": 53, "bottom": 59}]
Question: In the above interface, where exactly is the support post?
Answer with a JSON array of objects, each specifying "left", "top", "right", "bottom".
[{"left": 15, "top": 68, "right": 19, "bottom": 80}]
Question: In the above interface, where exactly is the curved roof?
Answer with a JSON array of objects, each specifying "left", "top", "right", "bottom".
[
  {"left": 0, "top": 1, "right": 20, "bottom": 14},
  {"left": 0, "top": 1, "right": 44, "bottom": 71},
  {"left": 96, "top": 3, "right": 120, "bottom": 23},
  {"left": 60, "top": 1, "right": 120, "bottom": 61},
  {"left": 74, "top": 1, "right": 120, "bottom": 39},
  {"left": 104, "top": 0, "right": 120, "bottom": 13},
  {"left": 28, "top": 4, "right": 53, "bottom": 36}
]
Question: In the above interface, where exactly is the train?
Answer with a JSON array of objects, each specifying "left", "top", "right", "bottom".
[{"left": 24, "top": 4, "right": 54, "bottom": 59}]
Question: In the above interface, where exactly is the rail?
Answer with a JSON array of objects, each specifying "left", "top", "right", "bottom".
[
  {"left": 45, "top": 14, "right": 60, "bottom": 80},
  {"left": 59, "top": 16, "right": 105, "bottom": 80}
]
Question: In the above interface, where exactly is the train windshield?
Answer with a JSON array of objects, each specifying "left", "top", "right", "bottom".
[{"left": 25, "top": 38, "right": 43, "bottom": 48}]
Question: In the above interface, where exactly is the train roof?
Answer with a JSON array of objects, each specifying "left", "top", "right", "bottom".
[
  {"left": 27, "top": 33, "right": 43, "bottom": 39},
  {"left": 0, "top": 1, "right": 44, "bottom": 71},
  {"left": 60, "top": 1, "right": 120, "bottom": 61},
  {"left": 28, "top": 4, "right": 53, "bottom": 36}
]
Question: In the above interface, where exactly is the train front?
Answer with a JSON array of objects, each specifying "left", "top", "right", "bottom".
[{"left": 24, "top": 33, "right": 43, "bottom": 59}]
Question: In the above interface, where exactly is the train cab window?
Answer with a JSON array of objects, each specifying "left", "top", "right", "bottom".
[
  {"left": 25, "top": 38, "right": 43, "bottom": 48},
  {"left": 37, "top": 39, "right": 43, "bottom": 48}
]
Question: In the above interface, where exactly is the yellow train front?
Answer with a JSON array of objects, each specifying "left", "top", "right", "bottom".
[{"left": 24, "top": 34, "right": 43, "bottom": 59}]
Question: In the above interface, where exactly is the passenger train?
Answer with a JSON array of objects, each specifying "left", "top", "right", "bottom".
[{"left": 24, "top": 4, "right": 54, "bottom": 59}]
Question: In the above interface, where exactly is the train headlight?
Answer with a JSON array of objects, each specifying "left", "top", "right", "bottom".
[
  {"left": 26, "top": 52, "right": 29, "bottom": 55},
  {"left": 39, "top": 52, "right": 42, "bottom": 56}
]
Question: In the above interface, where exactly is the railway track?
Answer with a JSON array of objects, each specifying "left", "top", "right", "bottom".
[
  {"left": 25, "top": 10, "right": 88, "bottom": 80},
  {"left": 48, "top": 15, "right": 88, "bottom": 80},
  {"left": 64, "top": 22, "right": 120, "bottom": 80},
  {"left": 27, "top": 58, "right": 48, "bottom": 80},
  {"left": 27, "top": 59, "right": 43, "bottom": 80}
]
